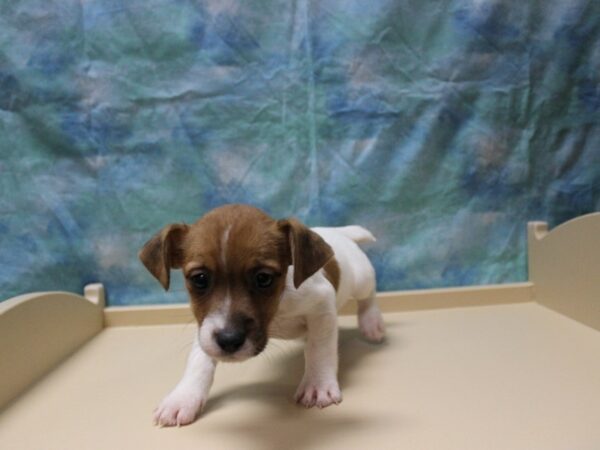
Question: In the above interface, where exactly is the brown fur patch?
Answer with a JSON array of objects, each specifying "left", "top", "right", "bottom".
[
  {"left": 140, "top": 204, "right": 337, "bottom": 357},
  {"left": 181, "top": 205, "right": 289, "bottom": 344},
  {"left": 277, "top": 218, "right": 334, "bottom": 288},
  {"left": 323, "top": 258, "right": 341, "bottom": 291},
  {"left": 138, "top": 223, "right": 188, "bottom": 290}
]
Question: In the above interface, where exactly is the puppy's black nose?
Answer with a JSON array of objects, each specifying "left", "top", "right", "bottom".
[{"left": 215, "top": 329, "right": 246, "bottom": 353}]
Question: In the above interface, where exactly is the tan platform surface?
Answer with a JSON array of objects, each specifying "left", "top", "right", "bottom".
[{"left": 1, "top": 302, "right": 600, "bottom": 450}]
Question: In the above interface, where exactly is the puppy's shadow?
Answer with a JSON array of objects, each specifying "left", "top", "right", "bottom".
[
  {"left": 203, "top": 325, "right": 395, "bottom": 415},
  {"left": 199, "top": 326, "right": 397, "bottom": 450}
]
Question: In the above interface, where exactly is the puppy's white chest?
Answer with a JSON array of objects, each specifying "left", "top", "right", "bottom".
[{"left": 269, "top": 268, "right": 337, "bottom": 339}]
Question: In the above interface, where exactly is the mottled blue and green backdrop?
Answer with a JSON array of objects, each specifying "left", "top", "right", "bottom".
[{"left": 1, "top": 0, "right": 599, "bottom": 305}]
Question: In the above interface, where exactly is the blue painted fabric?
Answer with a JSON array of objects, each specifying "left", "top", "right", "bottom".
[{"left": 1, "top": 0, "right": 599, "bottom": 305}]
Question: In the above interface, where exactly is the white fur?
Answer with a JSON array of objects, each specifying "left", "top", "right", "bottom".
[
  {"left": 154, "top": 225, "right": 384, "bottom": 426},
  {"left": 153, "top": 337, "right": 216, "bottom": 427},
  {"left": 220, "top": 225, "right": 231, "bottom": 269},
  {"left": 272, "top": 226, "right": 383, "bottom": 407},
  {"left": 331, "top": 225, "right": 376, "bottom": 244}
]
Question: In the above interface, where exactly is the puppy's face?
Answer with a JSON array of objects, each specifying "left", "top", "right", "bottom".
[{"left": 139, "top": 204, "right": 333, "bottom": 362}]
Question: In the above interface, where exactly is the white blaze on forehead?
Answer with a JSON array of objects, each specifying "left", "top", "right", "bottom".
[
  {"left": 220, "top": 225, "right": 232, "bottom": 270},
  {"left": 219, "top": 224, "right": 233, "bottom": 325}
]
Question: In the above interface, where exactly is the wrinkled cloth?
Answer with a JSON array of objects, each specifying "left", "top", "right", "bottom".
[{"left": 0, "top": 0, "right": 599, "bottom": 305}]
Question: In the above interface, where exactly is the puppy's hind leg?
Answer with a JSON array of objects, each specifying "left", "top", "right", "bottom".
[{"left": 357, "top": 293, "right": 385, "bottom": 343}]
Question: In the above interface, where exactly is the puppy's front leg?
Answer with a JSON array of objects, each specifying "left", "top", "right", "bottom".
[
  {"left": 295, "top": 310, "right": 342, "bottom": 408},
  {"left": 154, "top": 335, "right": 216, "bottom": 427}
]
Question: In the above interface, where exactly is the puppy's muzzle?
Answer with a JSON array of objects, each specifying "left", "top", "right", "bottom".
[{"left": 215, "top": 327, "right": 247, "bottom": 354}]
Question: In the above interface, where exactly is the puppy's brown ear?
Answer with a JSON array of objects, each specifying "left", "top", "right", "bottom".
[
  {"left": 278, "top": 218, "right": 334, "bottom": 289},
  {"left": 138, "top": 224, "right": 188, "bottom": 290}
]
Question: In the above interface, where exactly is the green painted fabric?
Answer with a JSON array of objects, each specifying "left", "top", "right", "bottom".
[{"left": 1, "top": 0, "right": 599, "bottom": 305}]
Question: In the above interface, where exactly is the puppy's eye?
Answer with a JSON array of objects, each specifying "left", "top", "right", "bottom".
[
  {"left": 255, "top": 272, "right": 274, "bottom": 289},
  {"left": 189, "top": 271, "right": 210, "bottom": 290}
]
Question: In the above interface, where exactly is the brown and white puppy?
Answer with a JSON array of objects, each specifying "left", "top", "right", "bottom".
[{"left": 140, "top": 204, "right": 385, "bottom": 427}]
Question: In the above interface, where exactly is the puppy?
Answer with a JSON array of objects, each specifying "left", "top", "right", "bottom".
[{"left": 139, "top": 204, "right": 385, "bottom": 426}]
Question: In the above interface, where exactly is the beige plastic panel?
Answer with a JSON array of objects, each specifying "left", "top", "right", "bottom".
[
  {"left": 104, "top": 283, "right": 533, "bottom": 327},
  {"left": 0, "top": 285, "right": 104, "bottom": 410},
  {"left": 2, "top": 304, "right": 600, "bottom": 450},
  {"left": 528, "top": 213, "right": 600, "bottom": 331}
]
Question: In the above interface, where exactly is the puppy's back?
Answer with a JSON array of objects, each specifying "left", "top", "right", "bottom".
[
  {"left": 329, "top": 225, "right": 376, "bottom": 245},
  {"left": 311, "top": 226, "right": 376, "bottom": 305}
]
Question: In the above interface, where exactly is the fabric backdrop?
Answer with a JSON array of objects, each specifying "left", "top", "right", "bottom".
[{"left": 1, "top": 0, "right": 599, "bottom": 305}]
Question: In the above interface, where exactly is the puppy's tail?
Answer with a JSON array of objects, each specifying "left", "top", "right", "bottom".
[{"left": 335, "top": 225, "right": 376, "bottom": 244}]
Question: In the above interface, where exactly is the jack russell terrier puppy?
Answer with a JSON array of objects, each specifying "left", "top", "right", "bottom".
[{"left": 139, "top": 204, "right": 385, "bottom": 427}]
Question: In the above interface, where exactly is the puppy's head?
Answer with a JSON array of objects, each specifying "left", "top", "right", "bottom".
[{"left": 139, "top": 204, "right": 333, "bottom": 362}]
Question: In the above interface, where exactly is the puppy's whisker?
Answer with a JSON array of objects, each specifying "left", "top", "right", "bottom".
[
  {"left": 177, "top": 340, "right": 193, "bottom": 355},
  {"left": 261, "top": 342, "right": 285, "bottom": 365}
]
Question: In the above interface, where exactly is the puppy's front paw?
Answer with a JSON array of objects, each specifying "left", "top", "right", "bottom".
[
  {"left": 358, "top": 305, "right": 385, "bottom": 343},
  {"left": 153, "top": 388, "right": 205, "bottom": 427},
  {"left": 295, "top": 379, "right": 342, "bottom": 409}
]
